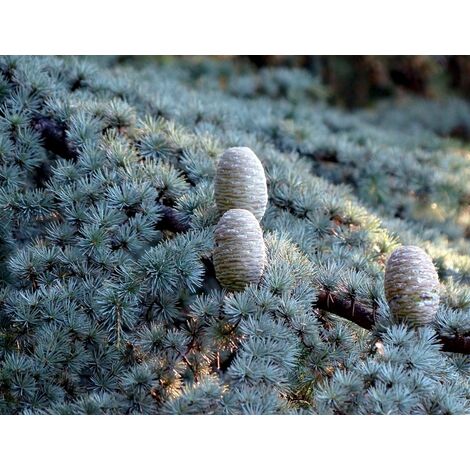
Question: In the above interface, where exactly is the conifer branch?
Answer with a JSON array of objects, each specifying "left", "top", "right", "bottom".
[
  {"left": 316, "top": 291, "right": 375, "bottom": 330},
  {"left": 315, "top": 291, "right": 470, "bottom": 354},
  {"left": 34, "top": 116, "right": 190, "bottom": 233},
  {"left": 27, "top": 116, "right": 470, "bottom": 352},
  {"left": 4, "top": 56, "right": 470, "bottom": 414}
]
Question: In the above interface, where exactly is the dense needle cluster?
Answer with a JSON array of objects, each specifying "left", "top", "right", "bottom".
[{"left": 1, "top": 56, "right": 470, "bottom": 414}]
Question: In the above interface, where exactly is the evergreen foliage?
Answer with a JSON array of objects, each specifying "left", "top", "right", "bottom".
[{"left": 1, "top": 55, "right": 470, "bottom": 414}]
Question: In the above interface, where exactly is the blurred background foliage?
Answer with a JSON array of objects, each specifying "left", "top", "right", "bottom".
[{"left": 115, "top": 55, "right": 470, "bottom": 110}]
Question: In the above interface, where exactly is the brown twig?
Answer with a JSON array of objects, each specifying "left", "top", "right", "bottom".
[
  {"left": 314, "top": 291, "right": 470, "bottom": 354},
  {"left": 316, "top": 291, "right": 375, "bottom": 330}
]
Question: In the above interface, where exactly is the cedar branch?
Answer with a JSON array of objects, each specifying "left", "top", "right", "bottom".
[
  {"left": 315, "top": 291, "right": 470, "bottom": 354},
  {"left": 34, "top": 116, "right": 190, "bottom": 233},
  {"left": 34, "top": 115, "right": 470, "bottom": 353}
]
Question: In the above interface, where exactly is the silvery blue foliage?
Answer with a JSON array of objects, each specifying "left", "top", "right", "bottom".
[{"left": 0, "top": 56, "right": 470, "bottom": 414}]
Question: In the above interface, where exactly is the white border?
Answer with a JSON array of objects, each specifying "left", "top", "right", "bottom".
[
  {"left": 1, "top": 0, "right": 469, "bottom": 54},
  {"left": 0, "top": 415, "right": 466, "bottom": 469}
]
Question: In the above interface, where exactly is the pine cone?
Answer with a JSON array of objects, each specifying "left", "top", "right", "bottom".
[
  {"left": 214, "top": 147, "right": 268, "bottom": 221},
  {"left": 213, "top": 209, "right": 266, "bottom": 291},
  {"left": 384, "top": 245, "right": 440, "bottom": 326}
]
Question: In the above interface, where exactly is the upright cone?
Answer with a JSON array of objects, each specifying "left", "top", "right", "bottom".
[
  {"left": 384, "top": 245, "right": 440, "bottom": 326},
  {"left": 213, "top": 209, "right": 266, "bottom": 291},
  {"left": 214, "top": 147, "right": 268, "bottom": 221}
]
